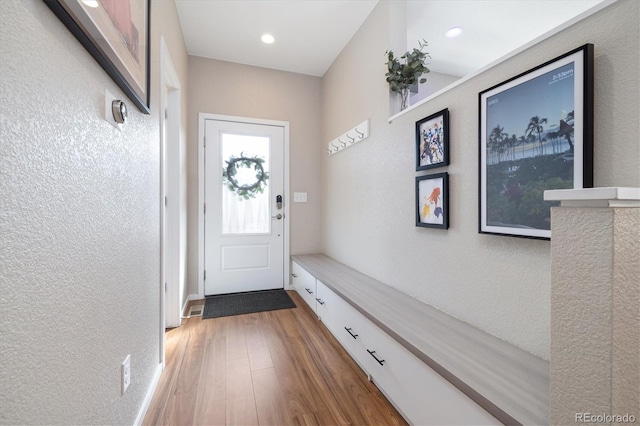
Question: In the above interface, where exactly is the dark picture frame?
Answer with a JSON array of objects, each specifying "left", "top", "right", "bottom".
[
  {"left": 416, "top": 108, "right": 450, "bottom": 171},
  {"left": 416, "top": 172, "right": 449, "bottom": 229},
  {"left": 44, "top": 0, "right": 151, "bottom": 113},
  {"left": 478, "top": 44, "right": 594, "bottom": 239}
]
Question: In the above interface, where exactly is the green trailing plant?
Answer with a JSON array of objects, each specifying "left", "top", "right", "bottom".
[
  {"left": 385, "top": 39, "right": 430, "bottom": 110},
  {"left": 222, "top": 153, "right": 269, "bottom": 200}
]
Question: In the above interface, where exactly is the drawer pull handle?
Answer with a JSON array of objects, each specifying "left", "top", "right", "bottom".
[
  {"left": 291, "top": 273, "right": 297, "bottom": 278},
  {"left": 367, "top": 349, "right": 385, "bottom": 366},
  {"left": 315, "top": 298, "right": 325, "bottom": 305},
  {"left": 344, "top": 327, "right": 358, "bottom": 339},
  {"left": 305, "top": 288, "right": 313, "bottom": 294}
]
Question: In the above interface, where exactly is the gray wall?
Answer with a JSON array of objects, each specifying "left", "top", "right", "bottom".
[
  {"left": 321, "top": 0, "right": 639, "bottom": 360},
  {"left": 0, "top": 0, "right": 188, "bottom": 423},
  {"left": 186, "top": 57, "right": 324, "bottom": 296}
]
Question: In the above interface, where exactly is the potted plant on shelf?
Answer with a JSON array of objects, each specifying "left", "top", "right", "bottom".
[{"left": 385, "top": 39, "right": 430, "bottom": 111}]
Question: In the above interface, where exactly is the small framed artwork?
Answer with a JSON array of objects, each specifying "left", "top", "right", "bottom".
[
  {"left": 416, "top": 108, "right": 449, "bottom": 171},
  {"left": 479, "top": 44, "right": 594, "bottom": 239},
  {"left": 44, "top": 0, "right": 151, "bottom": 113},
  {"left": 416, "top": 172, "right": 449, "bottom": 229}
]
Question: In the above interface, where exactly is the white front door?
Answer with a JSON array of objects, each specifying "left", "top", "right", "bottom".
[{"left": 204, "top": 118, "right": 285, "bottom": 295}]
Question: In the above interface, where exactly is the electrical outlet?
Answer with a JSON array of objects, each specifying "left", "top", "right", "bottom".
[{"left": 121, "top": 354, "right": 131, "bottom": 395}]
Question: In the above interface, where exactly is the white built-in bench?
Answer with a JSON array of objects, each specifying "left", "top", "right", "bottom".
[{"left": 291, "top": 254, "right": 549, "bottom": 426}]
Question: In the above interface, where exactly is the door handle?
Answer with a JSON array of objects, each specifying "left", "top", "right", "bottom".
[
  {"left": 344, "top": 327, "right": 358, "bottom": 339},
  {"left": 367, "top": 349, "right": 385, "bottom": 366},
  {"left": 271, "top": 213, "right": 283, "bottom": 220}
]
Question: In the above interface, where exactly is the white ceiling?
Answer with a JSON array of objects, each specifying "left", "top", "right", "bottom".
[
  {"left": 407, "top": 0, "right": 605, "bottom": 77},
  {"left": 175, "top": 0, "right": 378, "bottom": 77},
  {"left": 176, "top": 0, "right": 605, "bottom": 78}
]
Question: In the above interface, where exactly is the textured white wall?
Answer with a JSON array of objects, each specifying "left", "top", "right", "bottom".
[
  {"left": 186, "top": 57, "right": 324, "bottom": 296},
  {"left": 550, "top": 205, "right": 639, "bottom": 423},
  {"left": 611, "top": 208, "right": 640, "bottom": 419},
  {"left": 0, "top": 0, "right": 187, "bottom": 423},
  {"left": 321, "top": 0, "right": 639, "bottom": 360},
  {"left": 551, "top": 208, "right": 614, "bottom": 419}
]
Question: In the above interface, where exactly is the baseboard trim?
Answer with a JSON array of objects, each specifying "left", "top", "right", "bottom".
[
  {"left": 181, "top": 293, "right": 202, "bottom": 317},
  {"left": 134, "top": 362, "right": 162, "bottom": 426},
  {"left": 181, "top": 296, "right": 190, "bottom": 317}
]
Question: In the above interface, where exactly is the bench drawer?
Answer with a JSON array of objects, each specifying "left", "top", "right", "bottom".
[
  {"left": 316, "top": 282, "right": 368, "bottom": 370},
  {"left": 315, "top": 279, "right": 337, "bottom": 325},
  {"left": 364, "top": 319, "right": 499, "bottom": 425},
  {"left": 291, "top": 261, "right": 316, "bottom": 313}
]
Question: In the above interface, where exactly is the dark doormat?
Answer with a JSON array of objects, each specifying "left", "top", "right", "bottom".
[{"left": 202, "top": 288, "right": 296, "bottom": 319}]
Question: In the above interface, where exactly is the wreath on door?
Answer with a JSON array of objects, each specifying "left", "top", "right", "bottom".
[{"left": 222, "top": 153, "right": 269, "bottom": 200}]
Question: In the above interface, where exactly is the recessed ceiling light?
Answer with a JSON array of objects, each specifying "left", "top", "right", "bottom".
[
  {"left": 261, "top": 34, "right": 275, "bottom": 44},
  {"left": 445, "top": 26, "right": 463, "bottom": 38},
  {"left": 81, "top": 0, "right": 99, "bottom": 7}
]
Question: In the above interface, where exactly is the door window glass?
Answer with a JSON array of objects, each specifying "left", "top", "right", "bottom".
[{"left": 221, "top": 133, "right": 270, "bottom": 234}]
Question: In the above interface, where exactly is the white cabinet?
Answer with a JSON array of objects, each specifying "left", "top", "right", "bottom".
[
  {"left": 327, "top": 290, "right": 368, "bottom": 370},
  {"left": 314, "top": 280, "right": 335, "bottom": 324},
  {"left": 291, "top": 261, "right": 317, "bottom": 313},
  {"left": 315, "top": 281, "right": 368, "bottom": 368},
  {"left": 364, "top": 320, "right": 499, "bottom": 425},
  {"left": 292, "top": 260, "right": 498, "bottom": 426}
]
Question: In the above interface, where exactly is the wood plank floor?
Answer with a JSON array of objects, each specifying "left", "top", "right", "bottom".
[{"left": 143, "top": 291, "right": 407, "bottom": 426}]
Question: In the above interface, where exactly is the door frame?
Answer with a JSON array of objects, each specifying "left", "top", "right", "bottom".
[
  {"left": 159, "top": 37, "right": 183, "bottom": 365},
  {"left": 197, "top": 113, "right": 290, "bottom": 298}
]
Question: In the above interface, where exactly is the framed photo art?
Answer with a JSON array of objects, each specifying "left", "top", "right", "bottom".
[
  {"left": 479, "top": 44, "right": 594, "bottom": 239},
  {"left": 45, "top": 0, "right": 151, "bottom": 113},
  {"left": 416, "top": 108, "right": 449, "bottom": 171},
  {"left": 416, "top": 172, "right": 449, "bottom": 229}
]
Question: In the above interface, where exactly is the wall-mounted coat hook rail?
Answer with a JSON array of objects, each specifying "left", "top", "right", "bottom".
[{"left": 327, "top": 119, "right": 369, "bottom": 156}]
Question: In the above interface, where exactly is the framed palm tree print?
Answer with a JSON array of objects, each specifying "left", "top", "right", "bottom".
[{"left": 478, "top": 44, "right": 594, "bottom": 239}]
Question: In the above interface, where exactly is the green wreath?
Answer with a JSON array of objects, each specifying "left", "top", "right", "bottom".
[{"left": 222, "top": 153, "right": 269, "bottom": 200}]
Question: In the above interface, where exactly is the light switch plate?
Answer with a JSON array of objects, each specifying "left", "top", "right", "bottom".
[{"left": 293, "top": 192, "right": 308, "bottom": 203}]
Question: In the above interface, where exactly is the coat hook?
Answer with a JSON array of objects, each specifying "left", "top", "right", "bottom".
[
  {"left": 355, "top": 128, "right": 364, "bottom": 139},
  {"left": 338, "top": 138, "right": 346, "bottom": 148},
  {"left": 331, "top": 142, "right": 339, "bottom": 152},
  {"left": 346, "top": 133, "right": 355, "bottom": 143}
]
